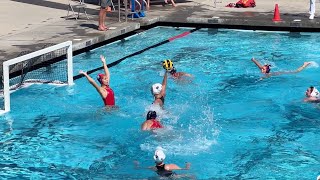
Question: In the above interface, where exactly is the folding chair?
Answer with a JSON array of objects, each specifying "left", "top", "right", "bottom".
[{"left": 67, "top": 0, "right": 89, "bottom": 20}]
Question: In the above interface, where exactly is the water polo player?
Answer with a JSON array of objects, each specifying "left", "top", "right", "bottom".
[
  {"left": 134, "top": 147, "right": 191, "bottom": 178},
  {"left": 151, "top": 71, "right": 168, "bottom": 107},
  {"left": 251, "top": 58, "right": 311, "bottom": 77},
  {"left": 169, "top": 67, "right": 193, "bottom": 79},
  {"left": 79, "top": 55, "right": 115, "bottom": 107},
  {"left": 304, "top": 86, "right": 320, "bottom": 103},
  {"left": 141, "top": 111, "right": 163, "bottom": 131}
]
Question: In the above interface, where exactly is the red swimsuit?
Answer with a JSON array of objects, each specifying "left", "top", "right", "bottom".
[
  {"left": 103, "top": 86, "right": 115, "bottom": 106},
  {"left": 150, "top": 119, "right": 163, "bottom": 129}
]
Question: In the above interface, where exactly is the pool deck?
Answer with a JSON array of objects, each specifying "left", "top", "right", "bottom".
[{"left": 0, "top": 0, "right": 319, "bottom": 65}]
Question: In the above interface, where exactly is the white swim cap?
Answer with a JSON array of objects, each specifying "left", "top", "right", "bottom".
[
  {"left": 152, "top": 83, "right": 162, "bottom": 95},
  {"left": 310, "top": 87, "right": 320, "bottom": 98},
  {"left": 317, "top": 175, "right": 320, "bottom": 180},
  {"left": 153, "top": 147, "right": 165, "bottom": 163}
]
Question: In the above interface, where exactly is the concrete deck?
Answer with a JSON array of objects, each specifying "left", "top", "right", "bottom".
[{"left": 0, "top": 0, "right": 319, "bottom": 64}]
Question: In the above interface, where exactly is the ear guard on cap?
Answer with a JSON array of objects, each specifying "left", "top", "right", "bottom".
[{"left": 311, "top": 87, "right": 320, "bottom": 98}]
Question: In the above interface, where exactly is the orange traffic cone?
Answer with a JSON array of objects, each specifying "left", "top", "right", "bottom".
[{"left": 272, "top": 4, "right": 282, "bottom": 22}]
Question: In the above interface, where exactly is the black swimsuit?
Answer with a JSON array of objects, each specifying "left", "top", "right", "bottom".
[
  {"left": 154, "top": 96, "right": 165, "bottom": 105},
  {"left": 155, "top": 164, "right": 174, "bottom": 177}
]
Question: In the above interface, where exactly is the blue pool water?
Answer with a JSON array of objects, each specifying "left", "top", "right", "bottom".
[{"left": 0, "top": 27, "right": 319, "bottom": 179}]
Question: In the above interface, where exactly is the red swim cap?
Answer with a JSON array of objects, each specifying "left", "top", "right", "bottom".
[{"left": 97, "top": 74, "right": 104, "bottom": 84}]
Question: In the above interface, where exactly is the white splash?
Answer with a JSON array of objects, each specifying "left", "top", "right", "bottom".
[
  {"left": 144, "top": 104, "right": 169, "bottom": 121},
  {"left": 308, "top": 61, "right": 319, "bottom": 68},
  {"left": 140, "top": 106, "right": 220, "bottom": 156}
]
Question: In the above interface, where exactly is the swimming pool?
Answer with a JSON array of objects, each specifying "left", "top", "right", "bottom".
[{"left": 0, "top": 27, "right": 319, "bottom": 179}]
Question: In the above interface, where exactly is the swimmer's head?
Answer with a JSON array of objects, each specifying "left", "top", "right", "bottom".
[
  {"left": 151, "top": 83, "right": 162, "bottom": 95},
  {"left": 97, "top": 73, "right": 109, "bottom": 85},
  {"left": 306, "top": 86, "right": 320, "bottom": 98},
  {"left": 169, "top": 67, "right": 177, "bottom": 75},
  {"left": 262, "top": 64, "right": 271, "bottom": 74},
  {"left": 147, "top": 111, "right": 157, "bottom": 120},
  {"left": 153, "top": 147, "right": 165, "bottom": 163}
]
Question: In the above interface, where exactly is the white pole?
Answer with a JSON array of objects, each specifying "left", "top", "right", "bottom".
[
  {"left": 67, "top": 41, "right": 73, "bottom": 85},
  {"left": 2, "top": 64, "right": 10, "bottom": 112}
]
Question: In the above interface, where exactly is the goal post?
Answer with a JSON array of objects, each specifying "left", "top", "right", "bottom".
[{"left": 1, "top": 41, "right": 73, "bottom": 113}]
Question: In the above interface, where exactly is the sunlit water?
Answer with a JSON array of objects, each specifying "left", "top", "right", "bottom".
[{"left": 0, "top": 27, "right": 319, "bottom": 179}]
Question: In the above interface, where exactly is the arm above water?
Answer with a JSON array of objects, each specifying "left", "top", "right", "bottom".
[
  {"left": 79, "top": 70, "right": 106, "bottom": 98},
  {"left": 134, "top": 161, "right": 156, "bottom": 170},
  {"left": 165, "top": 162, "right": 191, "bottom": 171},
  {"left": 272, "top": 62, "right": 311, "bottom": 75},
  {"left": 304, "top": 97, "right": 320, "bottom": 102},
  {"left": 79, "top": 70, "right": 100, "bottom": 91},
  {"left": 295, "top": 62, "right": 311, "bottom": 72},
  {"left": 251, "top": 58, "right": 264, "bottom": 70},
  {"left": 160, "top": 71, "right": 168, "bottom": 97},
  {"left": 100, "top": 55, "right": 110, "bottom": 83},
  {"left": 180, "top": 72, "right": 193, "bottom": 77}
]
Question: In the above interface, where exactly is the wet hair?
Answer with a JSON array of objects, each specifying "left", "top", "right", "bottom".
[
  {"left": 264, "top": 64, "right": 271, "bottom": 73},
  {"left": 306, "top": 86, "right": 314, "bottom": 97},
  {"left": 309, "top": 86, "right": 314, "bottom": 92},
  {"left": 146, "top": 111, "right": 157, "bottom": 120},
  {"left": 170, "top": 67, "right": 177, "bottom": 75}
]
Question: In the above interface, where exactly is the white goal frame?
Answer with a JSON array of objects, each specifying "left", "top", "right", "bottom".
[{"left": 2, "top": 41, "right": 73, "bottom": 113}]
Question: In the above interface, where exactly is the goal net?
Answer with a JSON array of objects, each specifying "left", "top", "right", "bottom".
[{"left": 0, "top": 41, "right": 73, "bottom": 113}]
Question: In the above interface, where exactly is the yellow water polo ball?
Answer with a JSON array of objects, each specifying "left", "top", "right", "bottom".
[{"left": 162, "top": 59, "right": 173, "bottom": 70}]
